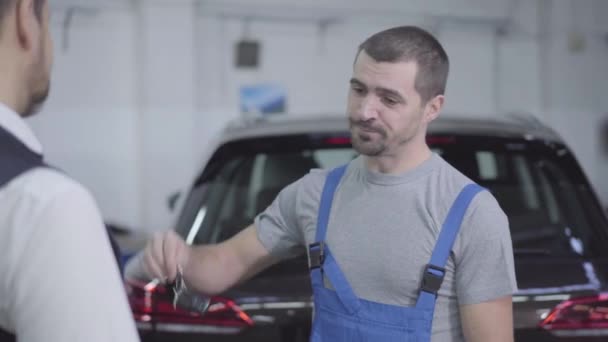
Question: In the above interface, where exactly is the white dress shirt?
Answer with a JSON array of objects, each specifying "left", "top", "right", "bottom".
[{"left": 0, "top": 102, "right": 140, "bottom": 342}]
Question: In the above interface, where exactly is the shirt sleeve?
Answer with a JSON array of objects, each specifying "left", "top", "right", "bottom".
[
  {"left": 254, "top": 177, "right": 306, "bottom": 260},
  {"left": 455, "top": 190, "right": 518, "bottom": 305},
  {"left": 9, "top": 183, "right": 140, "bottom": 342}
]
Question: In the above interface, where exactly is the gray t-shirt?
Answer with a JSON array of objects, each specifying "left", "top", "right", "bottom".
[{"left": 255, "top": 153, "right": 517, "bottom": 342}]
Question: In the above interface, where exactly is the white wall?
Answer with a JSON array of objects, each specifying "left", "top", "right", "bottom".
[
  {"left": 29, "top": 4, "right": 142, "bottom": 229},
  {"left": 198, "top": 0, "right": 608, "bottom": 204},
  {"left": 27, "top": 0, "right": 608, "bottom": 233},
  {"left": 136, "top": 1, "right": 199, "bottom": 232},
  {"left": 30, "top": 0, "right": 201, "bottom": 231},
  {"left": 197, "top": 1, "right": 505, "bottom": 117},
  {"left": 543, "top": 0, "right": 608, "bottom": 204}
]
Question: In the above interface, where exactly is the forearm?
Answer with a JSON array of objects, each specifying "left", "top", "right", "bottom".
[
  {"left": 463, "top": 322, "right": 513, "bottom": 342},
  {"left": 461, "top": 296, "right": 514, "bottom": 342},
  {"left": 184, "top": 243, "right": 243, "bottom": 295},
  {"left": 183, "top": 225, "right": 277, "bottom": 295}
]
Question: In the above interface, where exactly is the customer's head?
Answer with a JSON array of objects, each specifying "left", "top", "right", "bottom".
[{"left": 0, "top": 0, "right": 53, "bottom": 117}]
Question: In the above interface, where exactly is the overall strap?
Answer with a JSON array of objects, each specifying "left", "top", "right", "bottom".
[
  {"left": 309, "top": 164, "right": 361, "bottom": 314},
  {"left": 314, "top": 164, "right": 347, "bottom": 242},
  {"left": 416, "top": 183, "right": 485, "bottom": 310}
]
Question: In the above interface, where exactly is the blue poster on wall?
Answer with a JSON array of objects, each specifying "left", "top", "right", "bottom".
[{"left": 240, "top": 83, "right": 287, "bottom": 116}]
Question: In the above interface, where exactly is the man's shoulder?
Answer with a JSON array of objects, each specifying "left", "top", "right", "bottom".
[
  {"left": 285, "top": 162, "right": 354, "bottom": 211},
  {"left": 433, "top": 155, "right": 474, "bottom": 185},
  {"left": 430, "top": 155, "right": 503, "bottom": 216},
  {"left": 298, "top": 162, "right": 355, "bottom": 193},
  {"left": 294, "top": 167, "right": 330, "bottom": 200},
  {"left": 431, "top": 156, "right": 476, "bottom": 197},
  {"left": 5, "top": 167, "right": 96, "bottom": 208},
  {"left": 433, "top": 157, "right": 506, "bottom": 226}
]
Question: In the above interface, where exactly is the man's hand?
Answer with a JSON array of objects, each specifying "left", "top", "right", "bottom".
[
  {"left": 141, "top": 225, "right": 278, "bottom": 295},
  {"left": 143, "top": 230, "right": 190, "bottom": 284}
]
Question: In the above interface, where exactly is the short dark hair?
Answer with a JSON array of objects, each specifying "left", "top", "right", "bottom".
[
  {"left": 358, "top": 26, "right": 449, "bottom": 103},
  {"left": 0, "top": 0, "right": 14, "bottom": 22},
  {"left": 0, "top": 0, "right": 45, "bottom": 30}
]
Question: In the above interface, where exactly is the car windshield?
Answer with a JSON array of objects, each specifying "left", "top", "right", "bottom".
[{"left": 175, "top": 133, "right": 608, "bottom": 258}]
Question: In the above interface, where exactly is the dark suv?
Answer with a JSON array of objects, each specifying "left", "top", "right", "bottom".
[{"left": 126, "top": 114, "right": 608, "bottom": 342}]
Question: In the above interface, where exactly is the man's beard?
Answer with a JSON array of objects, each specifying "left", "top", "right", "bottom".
[
  {"left": 21, "top": 40, "right": 51, "bottom": 118},
  {"left": 349, "top": 119, "right": 388, "bottom": 156},
  {"left": 348, "top": 116, "right": 423, "bottom": 157},
  {"left": 21, "top": 80, "right": 50, "bottom": 118},
  {"left": 21, "top": 50, "right": 51, "bottom": 120}
]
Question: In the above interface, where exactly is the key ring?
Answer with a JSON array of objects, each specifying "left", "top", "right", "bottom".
[{"left": 172, "top": 265, "right": 211, "bottom": 314}]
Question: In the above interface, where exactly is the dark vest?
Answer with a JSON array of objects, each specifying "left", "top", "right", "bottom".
[{"left": 0, "top": 125, "right": 123, "bottom": 341}]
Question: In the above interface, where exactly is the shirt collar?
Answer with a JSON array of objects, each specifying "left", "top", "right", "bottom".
[{"left": 0, "top": 101, "right": 43, "bottom": 155}]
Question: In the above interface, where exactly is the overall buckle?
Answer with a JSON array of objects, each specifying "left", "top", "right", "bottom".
[
  {"left": 421, "top": 264, "right": 445, "bottom": 295},
  {"left": 308, "top": 242, "right": 325, "bottom": 269}
]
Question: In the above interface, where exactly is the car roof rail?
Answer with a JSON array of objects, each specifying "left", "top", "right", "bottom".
[
  {"left": 225, "top": 115, "right": 267, "bottom": 131},
  {"left": 504, "top": 111, "right": 547, "bottom": 130}
]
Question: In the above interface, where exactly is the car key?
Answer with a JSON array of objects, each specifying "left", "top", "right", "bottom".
[{"left": 172, "top": 266, "right": 211, "bottom": 315}]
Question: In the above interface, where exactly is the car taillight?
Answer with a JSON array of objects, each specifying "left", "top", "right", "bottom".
[
  {"left": 324, "top": 137, "right": 351, "bottom": 145},
  {"left": 539, "top": 293, "right": 608, "bottom": 335},
  {"left": 426, "top": 136, "right": 456, "bottom": 145},
  {"left": 125, "top": 279, "right": 254, "bottom": 334}
]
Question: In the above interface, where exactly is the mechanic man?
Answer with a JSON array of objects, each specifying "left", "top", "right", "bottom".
[{"left": 142, "top": 25, "right": 517, "bottom": 342}]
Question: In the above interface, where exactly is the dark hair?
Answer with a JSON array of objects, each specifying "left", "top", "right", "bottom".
[
  {"left": 358, "top": 26, "right": 449, "bottom": 103},
  {"left": 0, "top": 0, "right": 45, "bottom": 30},
  {"left": 0, "top": 1, "right": 13, "bottom": 22}
]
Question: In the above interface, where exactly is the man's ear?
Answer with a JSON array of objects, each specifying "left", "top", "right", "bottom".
[
  {"left": 15, "top": 0, "right": 37, "bottom": 51},
  {"left": 423, "top": 94, "right": 445, "bottom": 124}
]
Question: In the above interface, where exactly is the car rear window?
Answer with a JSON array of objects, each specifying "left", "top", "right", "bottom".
[{"left": 175, "top": 134, "right": 608, "bottom": 258}]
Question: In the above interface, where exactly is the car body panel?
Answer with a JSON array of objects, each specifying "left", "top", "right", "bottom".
[{"left": 126, "top": 113, "right": 608, "bottom": 341}]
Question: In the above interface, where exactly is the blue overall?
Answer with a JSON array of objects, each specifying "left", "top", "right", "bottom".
[
  {"left": 0, "top": 125, "right": 123, "bottom": 342},
  {"left": 308, "top": 165, "right": 484, "bottom": 342}
]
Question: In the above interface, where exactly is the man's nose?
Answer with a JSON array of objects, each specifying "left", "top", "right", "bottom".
[{"left": 354, "top": 96, "right": 380, "bottom": 121}]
